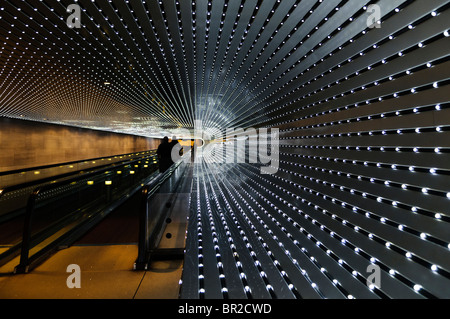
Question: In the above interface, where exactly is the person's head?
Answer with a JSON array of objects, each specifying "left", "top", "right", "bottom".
[{"left": 163, "top": 136, "right": 169, "bottom": 143}]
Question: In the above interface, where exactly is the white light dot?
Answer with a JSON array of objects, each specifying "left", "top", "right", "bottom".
[{"left": 413, "top": 284, "right": 422, "bottom": 292}]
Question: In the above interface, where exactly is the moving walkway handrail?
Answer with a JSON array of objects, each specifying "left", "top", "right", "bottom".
[
  {"left": 0, "top": 150, "right": 157, "bottom": 198},
  {"left": 14, "top": 153, "right": 158, "bottom": 273},
  {"left": 135, "top": 158, "right": 188, "bottom": 270},
  {"left": 0, "top": 150, "right": 157, "bottom": 225},
  {"left": 0, "top": 150, "right": 156, "bottom": 177}
]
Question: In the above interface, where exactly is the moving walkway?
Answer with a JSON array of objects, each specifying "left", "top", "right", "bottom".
[{"left": 0, "top": 150, "right": 159, "bottom": 271}]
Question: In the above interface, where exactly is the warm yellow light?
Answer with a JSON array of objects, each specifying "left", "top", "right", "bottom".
[
  {"left": 87, "top": 181, "right": 94, "bottom": 185},
  {"left": 105, "top": 181, "right": 112, "bottom": 185},
  {"left": 130, "top": 171, "right": 135, "bottom": 174},
  {"left": 34, "top": 171, "right": 40, "bottom": 175}
]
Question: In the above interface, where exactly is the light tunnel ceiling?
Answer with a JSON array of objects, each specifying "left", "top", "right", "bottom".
[{"left": 0, "top": 0, "right": 446, "bottom": 138}]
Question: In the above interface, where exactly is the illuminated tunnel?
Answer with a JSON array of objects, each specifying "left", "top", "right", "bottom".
[{"left": 0, "top": 0, "right": 449, "bottom": 299}]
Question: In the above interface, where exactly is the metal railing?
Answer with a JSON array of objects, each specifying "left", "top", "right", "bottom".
[
  {"left": 134, "top": 157, "right": 189, "bottom": 270},
  {"left": 13, "top": 153, "right": 159, "bottom": 273},
  {"left": 0, "top": 150, "right": 156, "bottom": 223}
]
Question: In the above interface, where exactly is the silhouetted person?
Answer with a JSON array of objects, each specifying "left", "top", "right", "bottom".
[
  {"left": 157, "top": 136, "right": 173, "bottom": 173},
  {"left": 191, "top": 139, "right": 198, "bottom": 163}
]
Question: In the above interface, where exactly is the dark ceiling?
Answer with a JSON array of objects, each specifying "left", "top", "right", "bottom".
[{"left": 0, "top": 0, "right": 449, "bottom": 138}]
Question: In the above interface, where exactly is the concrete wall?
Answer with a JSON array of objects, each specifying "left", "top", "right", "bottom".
[{"left": 0, "top": 117, "right": 160, "bottom": 172}]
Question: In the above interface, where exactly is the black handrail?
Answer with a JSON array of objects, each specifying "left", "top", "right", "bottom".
[
  {"left": 0, "top": 149, "right": 155, "bottom": 177},
  {"left": 0, "top": 150, "right": 156, "bottom": 197},
  {"left": 0, "top": 150, "right": 157, "bottom": 224},
  {"left": 13, "top": 153, "right": 158, "bottom": 273},
  {"left": 135, "top": 158, "right": 188, "bottom": 270}
]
